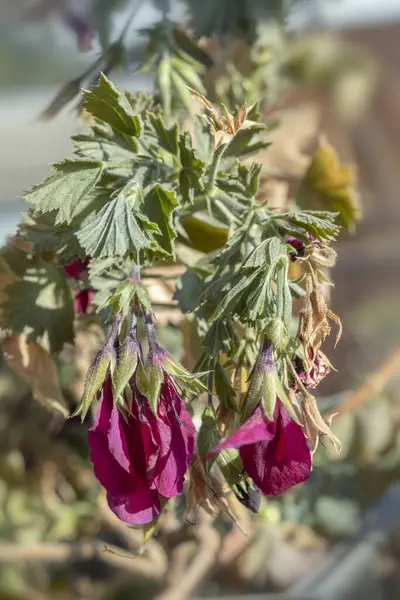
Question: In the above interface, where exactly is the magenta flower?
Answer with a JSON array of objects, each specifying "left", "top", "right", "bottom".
[
  {"left": 88, "top": 376, "right": 196, "bottom": 524},
  {"left": 63, "top": 258, "right": 89, "bottom": 280},
  {"left": 210, "top": 401, "right": 311, "bottom": 496},
  {"left": 73, "top": 288, "right": 96, "bottom": 315},
  {"left": 64, "top": 258, "right": 95, "bottom": 315}
]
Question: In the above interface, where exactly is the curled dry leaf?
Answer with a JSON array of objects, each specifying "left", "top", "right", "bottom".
[
  {"left": 301, "top": 394, "right": 341, "bottom": 455},
  {"left": 186, "top": 455, "right": 246, "bottom": 532},
  {"left": 3, "top": 333, "right": 69, "bottom": 419}
]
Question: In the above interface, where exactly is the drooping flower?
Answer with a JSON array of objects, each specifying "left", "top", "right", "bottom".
[
  {"left": 63, "top": 258, "right": 95, "bottom": 315},
  {"left": 63, "top": 258, "right": 89, "bottom": 279},
  {"left": 88, "top": 375, "right": 196, "bottom": 524},
  {"left": 210, "top": 401, "right": 311, "bottom": 496},
  {"left": 209, "top": 340, "right": 312, "bottom": 497},
  {"left": 73, "top": 288, "right": 96, "bottom": 315}
]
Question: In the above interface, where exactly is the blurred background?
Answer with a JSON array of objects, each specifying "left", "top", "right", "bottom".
[{"left": 1, "top": 1, "right": 400, "bottom": 599}]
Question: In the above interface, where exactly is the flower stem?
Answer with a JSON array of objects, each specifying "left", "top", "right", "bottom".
[
  {"left": 286, "top": 358, "right": 309, "bottom": 398},
  {"left": 206, "top": 145, "right": 226, "bottom": 193},
  {"left": 144, "top": 311, "right": 159, "bottom": 354},
  {"left": 207, "top": 356, "right": 215, "bottom": 406}
]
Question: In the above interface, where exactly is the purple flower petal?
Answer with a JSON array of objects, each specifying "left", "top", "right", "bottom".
[
  {"left": 64, "top": 258, "right": 88, "bottom": 279},
  {"left": 153, "top": 377, "right": 195, "bottom": 498},
  {"left": 88, "top": 380, "right": 160, "bottom": 524},
  {"left": 73, "top": 289, "right": 95, "bottom": 315},
  {"left": 210, "top": 402, "right": 311, "bottom": 496},
  {"left": 129, "top": 396, "right": 160, "bottom": 482}
]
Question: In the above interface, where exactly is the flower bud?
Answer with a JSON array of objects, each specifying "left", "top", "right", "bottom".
[
  {"left": 112, "top": 330, "right": 139, "bottom": 403},
  {"left": 71, "top": 315, "right": 120, "bottom": 421}
]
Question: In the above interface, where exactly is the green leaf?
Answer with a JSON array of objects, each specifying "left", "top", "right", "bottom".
[
  {"left": 211, "top": 269, "right": 262, "bottom": 322},
  {"left": 278, "top": 211, "right": 340, "bottom": 242},
  {"left": 142, "top": 185, "right": 179, "bottom": 257},
  {"left": 148, "top": 111, "right": 179, "bottom": 155},
  {"left": 83, "top": 73, "right": 142, "bottom": 136},
  {"left": 243, "top": 237, "right": 283, "bottom": 269},
  {"left": 157, "top": 55, "right": 172, "bottom": 118},
  {"left": 174, "top": 267, "right": 206, "bottom": 314},
  {"left": 273, "top": 374, "right": 301, "bottom": 425},
  {"left": 171, "top": 70, "right": 196, "bottom": 113},
  {"left": 214, "top": 362, "right": 238, "bottom": 412},
  {"left": 275, "top": 259, "right": 292, "bottom": 328},
  {"left": 77, "top": 182, "right": 149, "bottom": 258},
  {"left": 1, "top": 259, "right": 74, "bottom": 354},
  {"left": 172, "top": 27, "right": 213, "bottom": 68},
  {"left": 73, "top": 124, "right": 138, "bottom": 164},
  {"left": 23, "top": 159, "right": 104, "bottom": 225},
  {"left": 178, "top": 132, "right": 206, "bottom": 203},
  {"left": 180, "top": 214, "right": 229, "bottom": 253}
]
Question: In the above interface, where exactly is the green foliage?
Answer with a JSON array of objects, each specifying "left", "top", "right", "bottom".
[
  {"left": 22, "top": 159, "right": 104, "bottom": 226},
  {"left": 1, "top": 253, "right": 74, "bottom": 354}
]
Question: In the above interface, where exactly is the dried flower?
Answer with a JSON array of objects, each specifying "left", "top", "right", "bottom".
[{"left": 301, "top": 394, "right": 341, "bottom": 456}]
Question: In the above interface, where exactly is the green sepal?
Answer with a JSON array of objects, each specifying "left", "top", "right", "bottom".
[
  {"left": 214, "top": 361, "right": 238, "bottom": 412},
  {"left": 261, "top": 375, "right": 278, "bottom": 420},
  {"left": 197, "top": 404, "right": 220, "bottom": 472},
  {"left": 264, "top": 317, "right": 287, "bottom": 352},
  {"left": 146, "top": 364, "right": 164, "bottom": 416},
  {"left": 112, "top": 333, "right": 139, "bottom": 402},
  {"left": 71, "top": 345, "right": 115, "bottom": 422},
  {"left": 106, "top": 279, "right": 152, "bottom": 318},
  {"left": 162, "top": 355, "right": 208, "bottom": 394},
  {"left": 273, "top": 374, "right": 301, "bottom": 425}
]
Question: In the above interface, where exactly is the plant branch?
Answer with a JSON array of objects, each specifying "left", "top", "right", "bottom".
[
  {"left": 0, "top": 541, "right": 166, "bottom": 581},
  {"left": 154, "top": 524, "right": 221, "bottom": 600}
]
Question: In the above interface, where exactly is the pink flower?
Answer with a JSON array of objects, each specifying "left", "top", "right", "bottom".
[
  {"left": 210, "top": 401, "right": 311, "bottom": 496},
  {"left": 73, "top": 289, "right": 95, "bottom": 315},
  {"left": 88, "top": 376, "right": 195, "bottom": 524},
  {"left": 63, "top": 258, "right": 89, "bottom": 280},
  {"left": 64, "top": 258, "right": 95, "bottom": 314}
]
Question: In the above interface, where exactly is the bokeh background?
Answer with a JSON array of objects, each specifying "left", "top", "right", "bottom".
[{"left": 0, "top": 1, "right": 400, "bottom": 599}]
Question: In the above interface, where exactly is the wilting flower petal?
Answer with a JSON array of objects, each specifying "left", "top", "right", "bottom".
[
  {"left": 211, "top": 402, "right": 311, "bottom": 496},
  {"left": 88, "top": 380, "right": 161, "bottom": 524},
  {"left": 154, "top": 376, "right": 196, "bottom": 497},
  {"left": 88, "top": 374, "right": 196, "bottom": 523}
]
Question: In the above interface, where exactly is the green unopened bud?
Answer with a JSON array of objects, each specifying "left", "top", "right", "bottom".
[
  {"left": 72, "top": 345, "right": 115, "bottom": 422},
  {"left": 144, "top": 311, "right": 207, "bottom": 414},
  {"left": 71, "top": 315, "right": 120, "bottom": 422},
  {"left": 112, "top": 331, "right": 139, "bottom": 403},
  {"left": 197, "top": 405, "right": 220, "bottom": 471},
  {"left": 214, "top": 361, "right": 238, "bottom": 412},
  {"left": 216, "top": 448, "right": 261, "bottom": 513},
  {"left": 146, "top": 363, "right": 164, "bottom": 416},
  {"left": 241, "top": 340, "right": 276, "bottom": 422},
  {"left": 264, "top": 317, "right": 287, "bottom": 351}
]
